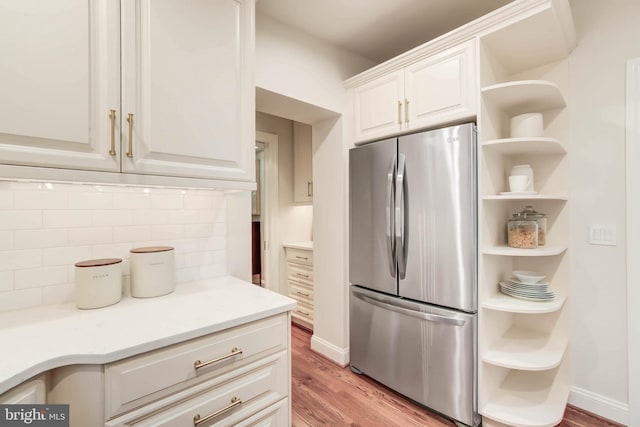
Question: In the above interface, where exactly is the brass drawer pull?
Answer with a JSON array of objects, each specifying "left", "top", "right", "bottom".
[
  {"left": 297, "top": 309, "right": 310, "bottom": 316},
  {"left": 397, "top": 100, "right": 402, "bottom": 124},
  {"left": 193, "top": 397, "right": 241, "bottom": 426},
  {"left": 108, "top": 109, "right": 117, "bottom": 156},
  {"left": 126, "top": 113, "right": 134, "bottom": 158},
  {"left": 296, "top": 273, "right": 310, "bottom": 279},
  {"left": 194, "top": 347, "right": 242, "bottom": 371},
  {"left": 296, "top": 291, "right": 310, "bottom": 297},
  {"left": 405, "top": 98, "right": 410, "bottom": 124},
  {"left": 295, "top": 255, "right": 308, "bottom": 260}
]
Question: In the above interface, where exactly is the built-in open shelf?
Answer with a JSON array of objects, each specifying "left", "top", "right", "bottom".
[
  {"left": 483, "top": 194, "right": 568, "bottom": 201},
  {"left": 484, "top": 246, "right": 567, "bottom": 257},
  {"left": 483, "top": 292, "right": 566, "bottom": 314},
  {"left": 482, "top": 368, "right": 570, "bottom": 427},
  {"left": 483, "top": 326, "right": 568, "bottom": 371},
  {"left": 482, "top": 137, "right": 566, "bottom": 156},
  {"left": 481, "top": 80, "right": 565, "bottom": 116}
]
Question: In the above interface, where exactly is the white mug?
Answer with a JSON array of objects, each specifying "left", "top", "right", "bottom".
[
  {"left": 510, "top": 164, "right": 534, "bottom": 192},
  {"left": 509, "top": 175, "right": 529, "bottom": 193}
]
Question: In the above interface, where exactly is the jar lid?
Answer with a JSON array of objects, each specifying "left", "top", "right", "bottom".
[
  {"left": 513, "top": 205, "right": 546, "bottom": 219},
  {"left": 75, "top": 258, "right": 122, "bottom": 268},
  {"left": 130, "top": 246, "right": 174, "bottom": 254}
]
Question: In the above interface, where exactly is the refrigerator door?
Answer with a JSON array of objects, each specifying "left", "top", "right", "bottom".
[
  {"left": 349, "top": 138, "right": 398, "bottom": 296},
  {"left": 350, "top": 286, "right": 478, "bottom": 426},
  {"left": 398, "top": 123, "right": 477, "bottom": 312}
]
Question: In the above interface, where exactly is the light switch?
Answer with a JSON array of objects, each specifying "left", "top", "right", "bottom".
[{"left": 589, "top": 224, "right": 617, "bottom": 246}]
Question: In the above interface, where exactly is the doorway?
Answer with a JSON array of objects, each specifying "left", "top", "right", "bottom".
[{"left": 252, "top": 131, "right": 280, "bottom": 292}]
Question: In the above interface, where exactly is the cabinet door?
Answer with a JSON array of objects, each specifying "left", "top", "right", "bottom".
[
  {"left": 0, "top": 0, "right": 120, "bottom": 171},
  {"left": 352, "top": 70, "right": 404, "bottom": 143},
  {"left": 0, "top": 375, "right": 46, "bottom": 404},
  {"left": 121, "top": 0, "right": 254, "bottom": 181},
  {"left": 404, "top": 40, "right": 477, "bottom": 130},
  {"left": 293, "top": 122, "right": 312, "bottom": 203}
]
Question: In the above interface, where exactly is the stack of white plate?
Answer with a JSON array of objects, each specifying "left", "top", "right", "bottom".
[{"left": 499, "top": 270, "right": 555, "bottom": 301}]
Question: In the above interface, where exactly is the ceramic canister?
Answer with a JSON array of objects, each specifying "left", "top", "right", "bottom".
[
  {"left": 74, "top": 258, "right": 123, "bottom": 309},
  {"left": 130, "top": 246, "right": 176, "bottom": 298}
]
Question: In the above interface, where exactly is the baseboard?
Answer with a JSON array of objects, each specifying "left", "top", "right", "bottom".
[
  {"left": 569, "top": 386, "right": 629, "bottom": 425},
  {"left": 310, "top": 334, "right": 349, "bottom": 367}
]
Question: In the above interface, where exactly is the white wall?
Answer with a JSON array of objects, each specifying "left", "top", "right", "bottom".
[
  {"left": 0, "top": 181, "right": 228, "bottom": 313},
  {"left": 568, "top": 0, "right": 640, "bottom": 419},
  {"left": 255, "top": 13, "right": 375, "bottom": 115},
  {"left": 256, "top": 112, "right": 313, "bottom": 295}
]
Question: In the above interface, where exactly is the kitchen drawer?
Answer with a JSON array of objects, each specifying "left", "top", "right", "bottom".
[
  {"left": 288, "top": 263, "right": 313, "bottom": 284},
  {"left": 234, "top": 397, "right": 288, "bottom": 427},
  {"left": 0, "top": 374, "right": 45, "bottom": 404},
  {"left": 105, "top": 314, "right": 287, "bottom": 419},
  {"left": 288, "top": 280, "right": 313, "bottom": 306},
  {"left": 292, "top": 301, "right": 313, "bottom": 322},
  {"left": 285, "top": 248, "right": 312, "bottom": 266},
  {"left": 106, "top": 352, "right": 288, "bottom": 427}
]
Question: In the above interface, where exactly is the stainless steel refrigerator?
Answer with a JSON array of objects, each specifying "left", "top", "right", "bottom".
[{"left": 349, "top": 123, "right": 479, "bottom": 427}]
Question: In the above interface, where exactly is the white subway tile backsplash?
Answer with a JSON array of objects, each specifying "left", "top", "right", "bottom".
[
  {"left": 92, "top": 210, "right": 133, "bottom": 226},
  {"left": 0, "top": 271, "right": 14, "bottom": 291},
  {"left": 14, "top": 190, "right": 68, "bottom": 209},
  {"left": 152, "top": 225, "right": 185, "bottom": 240},
  {"left": 0, "top": 288, "right": 42, "bottom": 311},
  {"left": 68, "top": 227, "right": 113, "bottom": 246},
  {"left": 15, "top": 266, "right": 68, "bottom": 289},
  {"left": 113, "top": 226, "right": 151, "bottom": 243},
  {"left": 44, "top": 210, "right": 91, "bottom": 228},
  {"left": 113, "top": 192, "right": 151, "bottom": 210},
  {"left": 0, "top": 182, "right": 227, "bottom": 313},
  {"left": 151, "top": 193, "right": 183, "bottom": 209},
  {"left": 0, "top": 210, "right": 42, "bottom": 230},
  {"left": 43, "top": 246, "right": 92, "bottom": 266},
  {"left": 43, "top": 283, "right": 75, "bottom": 306},
  {"left": 0, "top": 249, "right": 42, "bottom": 271},
  {"left": 0, "top": 231, "right": 14, "bottom": 251},
  {"left": 15, "top": 229, "right": 68, "bottom": 249},
  {"left": 68, "top": 191, "right": 113, "bottom": 209}
]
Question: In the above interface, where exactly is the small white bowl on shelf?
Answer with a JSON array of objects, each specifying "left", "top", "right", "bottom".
[{"left": 512, "top": 270, "right": 546, "bottom": 284}]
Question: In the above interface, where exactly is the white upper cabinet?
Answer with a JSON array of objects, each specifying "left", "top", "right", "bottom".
[
  {"left": 349, "top": 40, "right": 476, "bottom": 144},
  {"left": 0, "top": 0, "right": 254, "bottom": 186},
  {"left": 293, "top": 122, "right": 313, "bottom": 203},
  {"left": 0, "top": 0, "right": 120, "bottom": 172},
  {"left": 121, "top": 0, "right": 254, "bottom": 181}
]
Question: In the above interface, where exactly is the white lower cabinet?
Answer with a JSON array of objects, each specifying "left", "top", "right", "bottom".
[
  {"left": 0, "top": 374, "right": 45, "bottom": 404},
  {"left": 47, "top": 314, "right": 290, "bottom": 427}
]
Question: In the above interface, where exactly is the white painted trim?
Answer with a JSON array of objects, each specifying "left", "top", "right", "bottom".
[
  {"left": 310, "top": 335, "right": 349, "bottom": 367},
  {"left": 627, "top": 57, "right": 640, "bottom": 427},
  {"left": 256, "top": 131, "right": 280, "bottom": 294},
  {"left": 569, "top": 386, "right": 629, "bottom": 425}
]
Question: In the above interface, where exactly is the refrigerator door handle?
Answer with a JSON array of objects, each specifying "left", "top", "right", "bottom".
[
  {"left": 386, "top": 156, "right": 397, "bottom": 278},
  {"left": 354, "top": 291, "right": 466, "bottom": 326},
  {"left": 395, "top": 153, "right": 407, "bottom": 279}
]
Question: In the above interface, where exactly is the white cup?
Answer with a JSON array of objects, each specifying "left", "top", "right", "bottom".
[{"left": 509, "top": 175, "right": 530, "bottom": 193}]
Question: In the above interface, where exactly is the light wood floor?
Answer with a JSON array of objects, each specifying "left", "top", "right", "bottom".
[{"left": 291, "top": 325, "right": 621, "bottom": 427}]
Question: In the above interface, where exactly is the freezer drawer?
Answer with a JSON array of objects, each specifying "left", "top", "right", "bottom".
[{"left": 350, "top": 286, "right": 478, "bottom": 427}]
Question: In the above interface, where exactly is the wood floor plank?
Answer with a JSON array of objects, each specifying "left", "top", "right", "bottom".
[{"left": 291, "top": 324, "right": 622, "bottom": 427}]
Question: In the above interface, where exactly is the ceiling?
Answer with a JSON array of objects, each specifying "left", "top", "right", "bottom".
[{"left": 256, "top": 0, "right": 514, "bottom": 63}]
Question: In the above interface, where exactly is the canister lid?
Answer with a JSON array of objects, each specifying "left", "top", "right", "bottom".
[
  {"left": 75, "top": 258, "right": 123, "bottom": 268},
  {"left": 513, "top": 205, "right": 546, "bottom": 219},
  {"left": 130, "top": 246, "right": 174, "bottom": 254}
]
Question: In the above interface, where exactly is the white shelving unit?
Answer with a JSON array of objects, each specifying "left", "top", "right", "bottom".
[{"left": 477, "top": 1, "right": 576, "bottom": 426}]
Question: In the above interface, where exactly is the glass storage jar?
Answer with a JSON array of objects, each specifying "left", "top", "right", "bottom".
[
  {"left": 507, "top": 217, "right": 538, "bottom": 249},
  {"left": 518, "top": 205, "right": 547, "bottom": 246}
]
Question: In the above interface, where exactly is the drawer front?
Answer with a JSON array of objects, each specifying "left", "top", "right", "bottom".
[
  {"left": 105, "top": 314, "right": 287, "bottom": 419},
  {"left": 292, "top": 301, "right": 313, "bottom": 322},
  {"left": 288, "top": 280, "right": 313, "bottom": 306},
  {"left": 106, "top": 352, "right": 288, "bottom": 427},
  {"left": 287, "top": 263, "right": 313, "bottom": 284},
  {"left": 234, "top": 398, "right": 288, "bottom": 427},
  {"left": 285, "top": 248, "right": 312, "bottom": 266},
  {"left": 0, "top": 375, "right": 45, "bottom": 404}
]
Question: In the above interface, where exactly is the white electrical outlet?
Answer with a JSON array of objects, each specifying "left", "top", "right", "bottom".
[{"left": 589, "top": 224, "right": 617, "bottom": 246}]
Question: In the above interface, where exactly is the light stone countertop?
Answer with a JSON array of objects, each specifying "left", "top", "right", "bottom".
[
  {"left": 282, "top": 241, "right": 313, "bottom": 251},
  {"left": 0, "top": 276, "right": 296, "bottom": 395}
]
